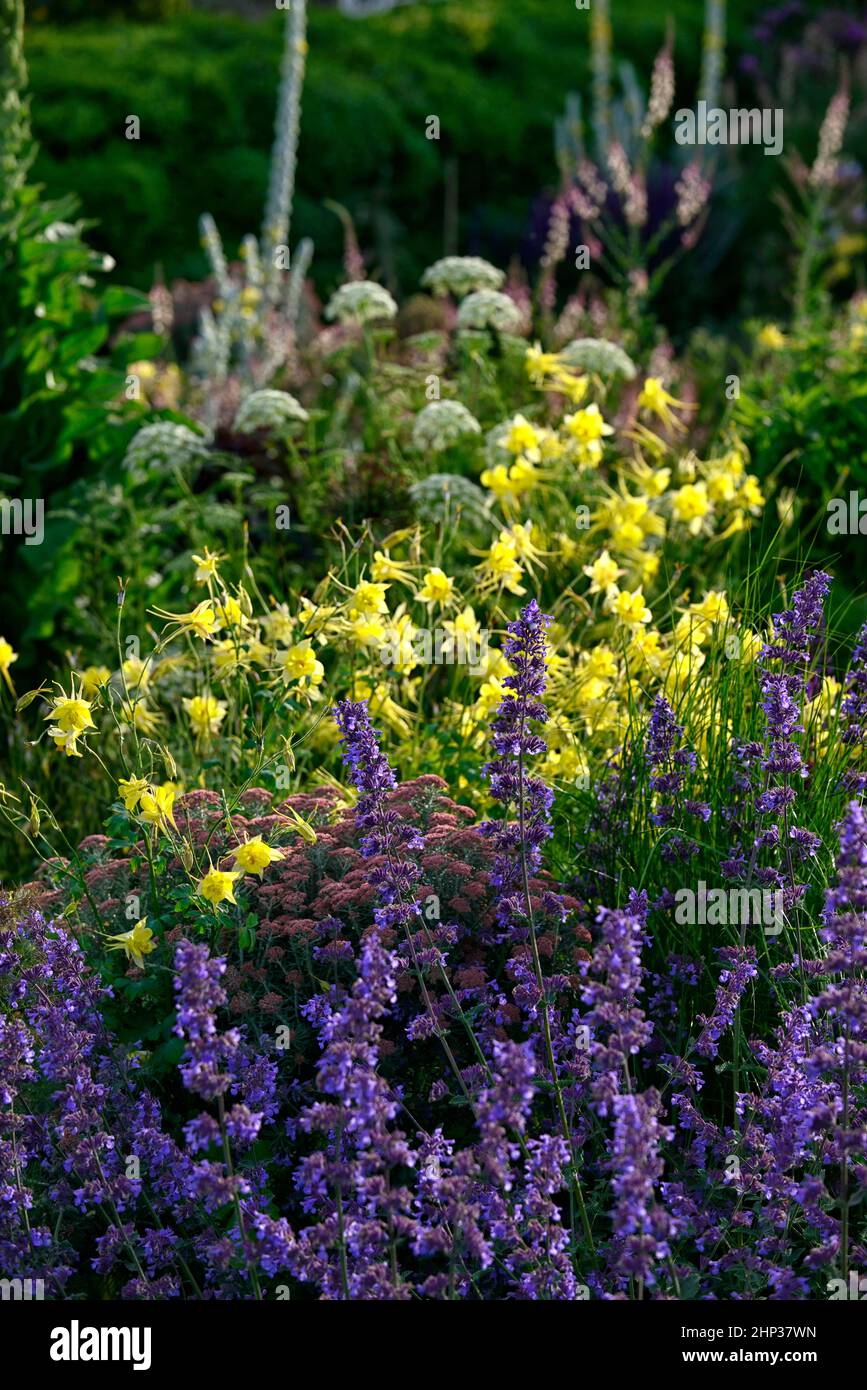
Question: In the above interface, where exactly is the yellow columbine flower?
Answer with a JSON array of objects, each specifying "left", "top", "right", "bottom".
[
  {"left": 418, "top": 568, "right": 455, "bottom": 606},
  {"left": 738, "top": 475, "right": 765, "bottom": 512},
  {"left": 672, "top": 481, "right": 711, "bottom": 534},
  {"left": 0, "top": 637, "right": 18, "bottom": 694},
  {"left": 120, "top": 700, "right": 162, "bottom": 735},
  {"left": 371, "top": 550, "right": 415, "bottom": 584},
  {"left": 563, "top": 404, "right": 614, "bottom": 466},
  {"left": 139, "top": 784, "right": 177, "bottom": 834},
  {"left": 525, "top": 343, "right": 564, "bottom": 384},
  {"left": 442, "top": 605, "right": 482, "bottom": 658},
  {"left": 183, "top": 693, "right": 227, "bottom": 739},
  {"left": 757, "top": 323, "right": 786, "bottom": 350},
  {"left": 583, "top": 550, "right": 624, "bottom": 595},
  {"left": 280, "top": 640, "right": 325, "bottom": 689},
  {"left": 78, "top": 665, "right": 111, "bottom": 698},
  {"left": 347, "top": 614, "right": 388, "bottom": 648},
  {"left": 198, "top": 867, "right": 241, "bottom": 906},
  {"left": 152, "top": 601, "right": 219, "bottom": 641},
  {"left": 121, "top": 655, "right": 151, "bottom": 692},
  {"left": 46, "top": 684, "right": 95, "bottom": 734},
  {"left": 351, "top": 581, "right": 390, "bottom": 616},
  {"left": 279, "top": 804, "right": 318, "bottom": 845},
  {"left": 118, "top": 775, "right": 149, "bottom": 813},
  {"left": 212, "top": 639, "right": 250, "bottom": 680},
  {"left": 262, "top": 605, "right": 295, "bottom": 645},
  {"left": 637, "top": 377, "right": 691, "bottom": 431},
  {"left": 192, "top": 548, "right": 223, "bottom": 583},
  {"left": 215, "top": 595, "right": 248, "bottom": 630},
  {"left": 608, "top": 586, "right": 652, "bottom": 628},
  {"left": 107, "top": 918, "right": 155, "bottom": 969},
  {"left": 476, "top": 539, "right": 525, "bottom": 596},
  {"left": 691, "top": 590, "right": 730, "bottom": 625},
  {"left": 232, "top": 835, "right": 285, "bottom": 877},
  {"left": 504, "top": 414, "right": 542, "bottom": 460}
]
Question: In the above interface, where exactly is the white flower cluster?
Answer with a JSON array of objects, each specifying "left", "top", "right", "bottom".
[
  {"left": 411, "top": 400, "right": 481, "bottom": 454},
  {"left": 560, "top": 337, "right": 637, "bottom": 380},
  {"left": 234, "top": 389, "right": 309, "bottom": 435},
  {"left": 123, "top": 422, "right": 209, "bottom": 476},
  {"left": 457, "top": 290, "right": 523, "bottom": 333},
  {"left": 407, "top": 472, "right": 491, "bottom": 530},
  {"left": 324, "top": 280, "right": 398, "bottom": 326},
  {"left": 421, "top": 255, "right": 505, "bottom": 298}
]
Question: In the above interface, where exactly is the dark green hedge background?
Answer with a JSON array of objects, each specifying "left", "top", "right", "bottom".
[{"left": 23, "top": 1, "right": 852, "bottom": 325}]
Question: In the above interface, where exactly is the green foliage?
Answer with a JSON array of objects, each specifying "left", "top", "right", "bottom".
[{"left": 23, "top": 2, "right": 738, "bottom": 296}]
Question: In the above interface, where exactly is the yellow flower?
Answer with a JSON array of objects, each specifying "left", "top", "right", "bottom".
[
  {"left": 261, "top": 605, "right": 295, "bottom": 645},
  {"left": 476, "top": 538, "right": 525, "bottom": 595},
  {"left": 608, "top": 586, "right": 652, "bottom": 628},
  {"left": 738, "top": 475, "right": 765, "bottom": 513},
  {"left": 480, "top": 461, "right": 538, "bottom": 507},
  {"left": 564, "top": 404, "right": 614, "bottom": 465},
  {"left": 198, "top": 867, "right": 241, "bottom": 906},
  {"left": 191, "top": 547, "right": 223, "bottom": 583},
  {"left": 139, "top": 784, "right": 177, "bottom": 834},
  {"left": 719, "top": 509, "right": 749, "bottom": 539},
  {"left": 504, "top": 414, "right": 542, "bottom": 460},
  {"left": 280, "top": 640, "right": 325, "bottom": 689},
  {"left": 757, "top": 323, "right": 786, "bottom": 350},
  {"left": 371, "top": 550, "right": 415, "bottom": 584},
  {"left": 120, "top": 700, "right": 162, "bottom": 735},
  {"left": 442, "top": 605, "right": 482, "bottom": 659},
  {"left": 212, "top": 639, "right": 250, "bottom": 680},
  {"left": 351, "top": 581, "right": 390, "bottom": 616},
  {"left": 46, "top": 685, "right": 95, "bottom": 734},
  {"left": 418, "top": 568, "right": 455, "bottom": 606},
  {"left": 232, "top": 835, "right": 285, "bottom": 877},
  {"left": 691, "top": 590, "right": 730, "bottom": 625},
  {"left": 347, "top": 614, "right": 388, "bottom": 648},
  {"left": 118, "top": 775, "right": 149, "bottom": 813},
  {"left": 583, "top": 550, "right": 624, "bottom": 595},
  {"left": 637, "top": 377, "right": 691, "bottom": 431},
  {"left": 215, "top": 595, "right": 247, "bottom": 631},
  {"left": 78, "top": 665, "right": 111, "bottom": 698},
  {"left": 672, "top": 481, "right": 711, "bottom": 534},
  {"left": 525, "top": 343, "right": 564, "bottom": 384},
  {"left": 152, "top": 601, "right": 219, "bottom": 641},
  {"left": 121, "top": 655, "right": 151, "bottom": 692},
  {"left": 106, "top": 918, "right": 156, "bottom": 969},
  {"left": 0, "top": 637, "right": 18, "bottom": 693},
  {"left": 183, "top": 692, "right": 227, "bottom": 739},
  {"left": 279, "top": 804, "right": 318, "bottom": 845}
]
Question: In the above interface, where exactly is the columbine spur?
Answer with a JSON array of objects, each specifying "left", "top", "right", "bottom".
[
  {"left": 457, "top": 290, "right": 523, "bottom": 333},
  {"left": 324, "top": 280, "right": 398, "bottom": 326},
  {"left": 234, "top": 389, "right": 309, "bottom": 435},
  {"left": 559, "top": 337, "right": 637, "bottom": 380},
  {"left": 421, "top": 255, "right": 505, "bottom": 298},
  {"left": 411, "top": 399, "right": 481, "bottom": 453},
  {"left": 123, "top": 422, "right": 209, "bottom": 475}
]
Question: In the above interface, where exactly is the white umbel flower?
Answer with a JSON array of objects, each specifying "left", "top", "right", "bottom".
[
  {"left": 325, "top": 280, "right": 398, "bottom": 325},
  {"left": 234, "top": 389, "right": 309, "bottom": 434},
  {"left": 560, "top": 338, "right": 637, "bottom": 380},
  {"left": 123, "top": 422, "right": 209, "bottom": 475},
  {"left": 412, "top": 400, "right": 482, "bottom": 453},
  {"left": 421, "top": 255, "right": 505, "bottom": 298},
  {"left": 457, "top": 290, "right": 523, "bottom": 333}
]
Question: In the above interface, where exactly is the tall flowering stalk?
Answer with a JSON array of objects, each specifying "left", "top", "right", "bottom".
[
  {"left": 645, "top": 694, "right": 710, "bottom": 862},
  {"left": 262, "top": 0, "right": 308, "bottom": 304},
  {"left": 332, "top": 700, "right": 480, "bottom": 1095},
  {"left": 480, "top": 599, "right": 592, "bottom": 1244},
  {"left": 804, "top": 802, "right": 867, "bottom": 1280}
]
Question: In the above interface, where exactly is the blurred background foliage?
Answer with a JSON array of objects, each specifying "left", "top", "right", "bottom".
[{"left": 23, "top": 0, "right": 867, "bottom": 336}]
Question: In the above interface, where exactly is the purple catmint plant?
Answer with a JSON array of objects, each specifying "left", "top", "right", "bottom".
[{"left": 645, "top": 695, "right": 710, "bottom": 861}]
